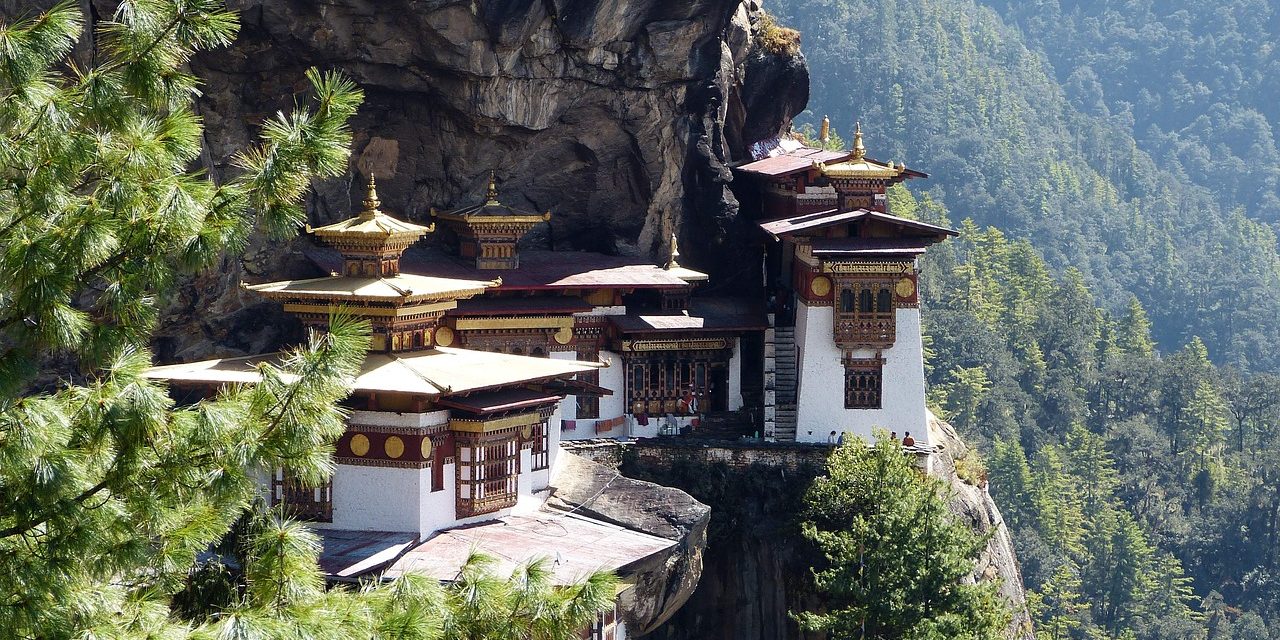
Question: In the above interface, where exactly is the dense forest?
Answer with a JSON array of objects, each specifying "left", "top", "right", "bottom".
[
  {"left": 773, "top": 0, "right": 1280, "bottom": 372},
  {"left": 771, "top": 0, "right": 1280, "bottom": 638}
]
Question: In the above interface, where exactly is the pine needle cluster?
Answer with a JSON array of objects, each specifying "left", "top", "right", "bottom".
[{"left": 0, "top": 2, "right": 616, "bottom": 637}]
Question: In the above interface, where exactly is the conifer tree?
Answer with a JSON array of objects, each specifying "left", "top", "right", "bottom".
[
  {"left": 1029, "top": 562, "right": 1085, "bottom": 640},
  {"left": 0, "top": 1, "right": 369, "bottom": 632},
  {"left": 1115, "top": 295, "right": 1157, "bottom": 358},
  {"left": 0, "top": 2, "right": 617, "bottom": 636},
  {"left": 794, "top": 432, "right": 1010, "bottom": 639}
]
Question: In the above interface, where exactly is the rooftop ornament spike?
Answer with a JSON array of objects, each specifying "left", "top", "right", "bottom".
[
  {"left": 485, "top": 170, "right": 499, "bottom": 204},
  {"left": 851, "top": 121, "right": 866, "bottom": 161},
  {"left": 663, "top": 232, "right": 709, "bottom": 282},
  {"left": 820, "top": 115, "right": 831, "bottom": 143},
  {"left": 666, "top": 233, "right": 682, "bottom": 270},
  {"left": 361, "top": 173, "right": 382, "bottom": 219}
]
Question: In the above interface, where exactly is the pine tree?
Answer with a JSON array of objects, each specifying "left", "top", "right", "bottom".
[
  {"left": 0, "top": 1, "right": 370, "bottom": 632},
  {"left": 1029, "top": 445, "right": 1086, "bottom": 555},
  {"left": 793, "top": 432, "right": 1011, "bottom": 639},
  {"left": 1115, "top": 295, "right": 1157, "bottom": 358},
  {"left": 0, "top": 2, "right": 619, "bottom": 636},
  {"left": 988, "top": 438, "right": 1034, "bottom": 530},
  {"left": 1029, "top": 562, "right": 1086, "bottom": 640}
]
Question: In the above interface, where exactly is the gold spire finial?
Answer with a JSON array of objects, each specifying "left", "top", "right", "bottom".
[
  {"left": 852, "top": 121, "right": 866, "bottom": 160},
  {"left": 361, "top": 173, "right": 382, "bottom": 217},
  {"left": 666, "top": 232, "right": 681, "bottom": 270},
  {"left": 820, "top": 115, "right": 831, "bottom": 143},
  {"left": 485, "top": 170, "right": 499, "bottom": 204}
]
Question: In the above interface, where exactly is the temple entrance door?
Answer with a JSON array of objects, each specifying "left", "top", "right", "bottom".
[{"left": 710, "top": 365, "right": 729, "bottom": 412}]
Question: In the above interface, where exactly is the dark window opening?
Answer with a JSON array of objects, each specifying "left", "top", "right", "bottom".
[
  {"left": 271, "top": 468, "right": 332, "bottom": 522},
  {"left": 844, "top": 358, "right": 884, "bottom": 409}
]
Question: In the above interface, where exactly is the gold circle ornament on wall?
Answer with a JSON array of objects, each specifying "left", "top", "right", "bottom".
[
  {"left": 810, "top": 276, "right": 832, "bottom": 297},
  {"left": 520, "top": 425, "right": 534, "bottom": 440},
  {"left": 384, "top": 435, "right": 405, "bottom": 459},
  {"left": 895, "top": 277, "right": 917, "bottom": 298},
  {"left": 350, "top": 433, "right": 370, "bottom": 457},
  {"left": 553, "top": 326, "right": 573, "bottom": 345},
  {"left": 434, "top": 325, "right": 454, "bottom": 347},
  {"left": 420, "top": 437, "right": 433, "bottom": 459}
]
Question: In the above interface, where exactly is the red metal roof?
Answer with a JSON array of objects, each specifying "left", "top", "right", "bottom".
[
  {"left": 759, "top": 208, "right": 866, "bottom": 237},
  {"left": 316, "top": 529, "right": 419, "bottom": 581},
  {"left": 759, "top": 208, "right": 957, "bottom": 239},
  {"left": 438, "top": 388, "right": 565, "bottom": 415},
  {"left": 735, "top": 148, "right": 849, "bottom": 177},
  {"left": 306, "top": 245, "right": 692, "bottom": 291},
  {"left": 609, "top": 298, "right": 767, "bottom": 334}
]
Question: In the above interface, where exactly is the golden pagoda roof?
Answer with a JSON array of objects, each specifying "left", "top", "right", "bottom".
[
  {"left": 663, "top": 233, "right": 708, "bottom": 283},
  {"left": 432, "top": 171, "right": 551, "bottom": 225},
  {"left": 817, "top": 123, "right": 907, "bottom": 180},
  {"left": 244, "top": 273, "right": 497, "bottom": 304},
  {"left": 309, "top": 175, "right": 434, "bottom": 240},
  {"left": 144, "top": 347, "right": 604, "bottom": 397}
]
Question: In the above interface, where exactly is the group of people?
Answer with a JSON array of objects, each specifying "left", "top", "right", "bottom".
[{"left": 826, "top": 430, "right": 916, "bottom": 446}]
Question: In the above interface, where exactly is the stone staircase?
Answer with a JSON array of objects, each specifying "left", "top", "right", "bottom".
[{"left": 764, "top": 319, "right": 799, "bottom": 442}]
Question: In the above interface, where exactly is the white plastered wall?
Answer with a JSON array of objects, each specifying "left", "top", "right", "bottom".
[
  {"left": 562, "top": 348, "right": 628, "bottom": 440},
  {"left": 325, "top": 464, "right": 423, "bottom": 533},
  {"left": 552, "top": 350, "right": 579, "bottom": 425},
  {"left": 793, "top": 302, "right": 928, "bottom": 445},
  {"left": 728, "top": 337, "right": 744, "bottom": 411},
  {"left": 419, "top": 463, "right": 456, "bottom": 535},
  {"left": 314, "top": 409, "right": 453, "bottom": 535}
]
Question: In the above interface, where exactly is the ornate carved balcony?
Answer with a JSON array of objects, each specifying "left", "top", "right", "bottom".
[{"left": 833, "top": 314, "right": 896, "bottom": 348}]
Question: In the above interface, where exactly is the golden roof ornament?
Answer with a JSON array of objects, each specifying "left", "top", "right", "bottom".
[
  {"left": 663, "top": 232, "right": 709, "bottom": 282},
  {"left": 360, "top": 173, "right": 382, "bottom": 218},
  {"left": 666, "top": 232, "right": 682, "bottom": 270},
  {"left": 815, "top": 122, "right": 908, "bottom": 180},
  {"left": 820, "top": 115, "right": 831, "bottom": 143},
  {"left": 485, "top": 170, "right": 499, "bottom": 204},
  {"left": 851, "top": 121, "right": 866, "bottom": 161}
]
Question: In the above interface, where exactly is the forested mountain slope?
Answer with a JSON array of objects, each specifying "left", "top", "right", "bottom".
[
  {"left": 769, "top": 0, "right": 1280, "bottom": 637},
  {"left": 770, "top": 0, "right": 1280, "bottom": 372},
  {"left": 985, "top": 0, "right": 1280, "bottom": 228}
]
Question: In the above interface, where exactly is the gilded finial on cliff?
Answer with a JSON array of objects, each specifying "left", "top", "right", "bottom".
[
  {"left": 852, "top": 121, "right": 866, "bottom": 161},
  {"left": 485, "top": 170, "right": 499, "bottom": 204},
  {"left": 666, "top": 232, "right": 682, "bottom": 270},
  {"left": 820, "top": 115, "right": 831, "bottom": 143},
  {"left": 361, "top": 173, "right": 382, "bottom": 217}
]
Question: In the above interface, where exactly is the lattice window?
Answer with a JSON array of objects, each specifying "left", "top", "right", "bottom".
[
  {"left": 271, "top": 468, "right": 333, "bottom": 522},
  {"left": 625, "top": 354, "right": 720, "bottom": 415},
  {"left": 834, "top": 278, "right": 896, "bottom": 347},
  {"left": 455, "top": 432, "right": 520, "bottom": 518},
  {"left": 576, "top": 370, "right": 600, "bottom": 419},
  {"left": 529, "top": 422, "right": 549, "bottom": 471},
  {"left": 844, "top": 357, "right": 884, "bottom": 409},
  {"left": 579, "top": 609, "right": 617, "bottom": 640}
]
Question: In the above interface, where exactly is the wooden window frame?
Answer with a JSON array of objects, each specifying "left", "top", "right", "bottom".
[
  {"left": 529, "top": 421, "right": 549, "bottom": 471},
  {"left": 843, "top": 356, "right": 885, "bottom": 410},
  {"left": 624, "top": 351, "right": 725, "bottom": 415},
  {"left": 271, "top": 468, "right": 333, "bottom": 522},
  {"left": 834, "top": 277, "right": 896, "bottom": 347},
  {"left": 455, "top": 431, "right": 520, "bottom": 518}
]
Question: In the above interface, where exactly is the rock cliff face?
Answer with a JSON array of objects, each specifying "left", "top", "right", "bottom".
[
  {"left": 615, "top": 430, "right": 1034, "bottom": 640},
  {"left": 928, "top": 414, "right": 1035, "bottom": 639},
  {"left": 120, "top": 0, "right": 808, "bottom": 361},
  {"left": 548, "top": 452, "right": 710, "bottom": 635}
]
